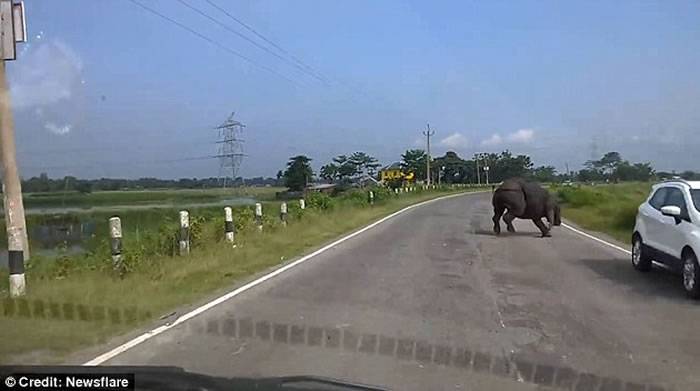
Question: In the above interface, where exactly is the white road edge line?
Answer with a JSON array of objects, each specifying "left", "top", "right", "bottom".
[
  {"left": 83, "top": 190, "right": 485, "bottom": 365},
  {"left": 561, "top": 223, "right": 632, "bottom": 255}
]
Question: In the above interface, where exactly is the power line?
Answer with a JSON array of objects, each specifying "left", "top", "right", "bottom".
[
  {"left": 126, "top": 0, "right": 304, "bottom": 87},
  {"left": 176, "top": 0, "right": 326, "bottom": 84},
  {"left": 203, "top": 0, "right": 330, "bottom": 84},
  {"left": 202, "top": 0, "right": 375, "bottom": 101}
]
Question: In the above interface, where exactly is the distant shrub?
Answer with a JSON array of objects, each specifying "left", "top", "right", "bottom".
[
  {"left": 307, "top": 192, "right": 334, "bottom": 210},
  {"left": 339, "top": 189, "right": 369, "bottom": 207},
  {"left": 234, "top": 207, "right": 255, "bottom": 232},
  {"left": 371, "top": 187, "right": 395, "bottom": 203}
]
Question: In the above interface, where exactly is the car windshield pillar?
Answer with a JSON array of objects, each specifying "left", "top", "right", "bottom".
[{"left": 691, "top": 189, "right": 700, "bottom": 213}]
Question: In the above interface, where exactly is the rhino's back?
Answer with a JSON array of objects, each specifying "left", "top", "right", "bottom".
[{"left": 521, "top": 181, "right": 550, "bottom": 217}]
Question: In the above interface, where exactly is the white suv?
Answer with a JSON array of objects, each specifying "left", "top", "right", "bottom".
[{"left": 632, "top": 179, "right": 700, "bottom": 298}]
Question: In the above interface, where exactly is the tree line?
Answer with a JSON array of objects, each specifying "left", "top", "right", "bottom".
[
  {"left": 18, "top": 150, "right": 698, "bottom": 194},
  {"left": 19, "top": 173, "right": 280, "bottom": 193},
  {"left": 280, "top": 149, "right": 699, "bottom": 191}
]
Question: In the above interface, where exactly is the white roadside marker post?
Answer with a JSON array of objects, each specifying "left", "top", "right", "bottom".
[
  {"left": 108, "top": 217, "right": 123, "bottom": 270},
  {"left": 224, "top": 207, "right": 234, "bottom": 243},
  {"left": 179, "top": 210, "right": 190, "bottom": 255},
  {"left": 280, "top": 202, "right": 288, "bottom": 227},
  {"left": 255, "top": 203, "right": 263, "bottom": 232}
]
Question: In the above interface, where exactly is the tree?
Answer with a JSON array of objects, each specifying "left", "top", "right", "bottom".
[
  {"left": 36, "top": 172, "right": 51, "bottom": 192},
  {"left": 75, "top": 181, "right": 92, "bottom": 194},
  {"left": 276, "top": 170, "right": 284, "bottom": 186},
  {"left": 614, "top": 161, "right": 654, "bottom": 181},
  {"left": 577, "top": 168, "right": 604, "bottom": 182},
  {"left": 349, "top": 151, "right": 381, "bottom": 178},
  {"left": 401, "top": 149, "right": 427, "bottom": 181},
  {"left": 585, "top": 151, "right": 622, "bottom": 179},
  {"left": 319, "top": 163, "right": 339, "bottom": 182},
  {"left": 489, "top": 150, "right": 533, "bottom": 182},
  {"left": 283, "top": 155, "right": 313, "bottom": 191},
  {"left": 331, "top": 154, "right": 359, "bottom": 183},
  {"left": 600, "top": 152, "right": 622, "bottom": 173},
  {"left": 433, "top": 151, "right": 469, "bottom": 184},
  {"left": 530, "top": 166, "right": 557, "bottom": 183}
]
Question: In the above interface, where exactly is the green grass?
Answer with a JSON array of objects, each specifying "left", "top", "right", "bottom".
[
  {"left": 555, "top": 182, "right": 652, "bottom": 244},
  {"left": 20, "top": 187, "right": 283, "bottom": 209},
  {"left": 0, "top": 185, "right": 483, "bottom": 364}
]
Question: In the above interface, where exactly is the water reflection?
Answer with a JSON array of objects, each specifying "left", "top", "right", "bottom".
[
  {"left": 31, "top": 220, "right": 96, "bottom": 249},
  {"left": 0, "top": 219, "right": 95, "bottom": 268}
]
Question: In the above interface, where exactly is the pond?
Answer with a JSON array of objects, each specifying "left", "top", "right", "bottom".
[
  {"left": 10, "top": 197, "right": 257, "bottom": 216},
  {"left": 0, "top": 197, "right": 258, "bottom": 268},
  {"left": 0, "top": 220, "right": 95, "bottom": 268}
]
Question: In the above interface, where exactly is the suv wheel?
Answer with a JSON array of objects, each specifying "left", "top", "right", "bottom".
[
  {"left": 632, "top": 235, "right": 652, "bottom": 272},
  {"left": 682, "top": 252, "right": 700, "bottom": 299}
]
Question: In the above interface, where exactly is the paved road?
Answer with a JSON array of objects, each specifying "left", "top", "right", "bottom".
[{"left": 101, "top": 192, "right": 700, "bottom": 390}]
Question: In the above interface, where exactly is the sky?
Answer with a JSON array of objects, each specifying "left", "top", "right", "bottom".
[{"left": 7, "top": 0, "right": 700, "bottom": 179}]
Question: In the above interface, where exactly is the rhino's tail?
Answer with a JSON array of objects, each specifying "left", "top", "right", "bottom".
[{"left": 553, "top": 204, "right": 562, "bottom": 226}]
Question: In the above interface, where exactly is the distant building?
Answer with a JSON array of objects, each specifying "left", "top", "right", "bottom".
[{"left": 305, "top": 183, "right": 337, "bottom": 194}]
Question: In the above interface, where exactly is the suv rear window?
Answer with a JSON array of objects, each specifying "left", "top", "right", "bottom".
[
  {"left": 692, "top": 189, "right": 700, "bottom": 212},
  {"left": 649, "top": 188, "right": 668, "bottom": 210}
]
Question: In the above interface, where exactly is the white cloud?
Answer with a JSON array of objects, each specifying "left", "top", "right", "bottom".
[
  {"left": 481, "top": 128, "right": 535, "bottom": 146},
  {"left": 440, "top": 132, "right": 469, "bottom": 149},
  {"left": 506, "top": 128, "right": 535, "bottom": 143},
  {"left": 9, "top": 39, "right": 83, "bottom": 109},
  {"left": 44, "top": 122, "right": 71, "bottom": 135},
  {"left": 481, "top": 134, "right": 503, "bottom": 146}
]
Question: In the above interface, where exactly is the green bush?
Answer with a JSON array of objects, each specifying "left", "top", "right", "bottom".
[
  {"left": 339, "top": 189, "right": 370, "bottom": 207},
  {"left": 234, "top": 207, "right": 255, "bottom": 232},
  {"left": 307, "top": 192, "right": 334, "bottom": 210},
  {"left": 371, "top": 187, "right": 395, "bottom": 203}
]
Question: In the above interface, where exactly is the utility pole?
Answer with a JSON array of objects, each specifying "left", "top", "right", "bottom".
[
  {"left": 481, "top": 153, "right": 490, "bottom": 185},
  {"left": 0, "top": 0, "right": 28, "bottom": 297},
  {"left": 475, "top": 154, "right": 481, "bottom": 185},
  {"left": 422, "top": 124, "right": 435, "bottom": 186}
]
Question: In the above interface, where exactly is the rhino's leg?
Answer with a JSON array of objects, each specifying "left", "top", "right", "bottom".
[
  {"left": 545, "top": 208, "right": 555, "bottom": 232},
  {"left": 532, "top": 218, "right": 551, "bottom": 237},
  {"left": 492, "top": 204, "right": 505, "bottom": 235},
  {"left": 504, "top": 212, "right": 517, "bottom": 233}
]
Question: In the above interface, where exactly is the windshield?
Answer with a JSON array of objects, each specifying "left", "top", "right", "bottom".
[
  {"left": 692, "top": 190, "right": 700, "bottom": 213},
  {"left": 1, "top": 1, "right": 699, "bottom": 391}
]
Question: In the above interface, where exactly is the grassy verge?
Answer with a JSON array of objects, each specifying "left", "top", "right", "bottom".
[
  {"left": 0, "top": 185, "right": 482, "bottom": 364},
  {"left": 554, "top": 182, "right": 652, "bottom": 244}
]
